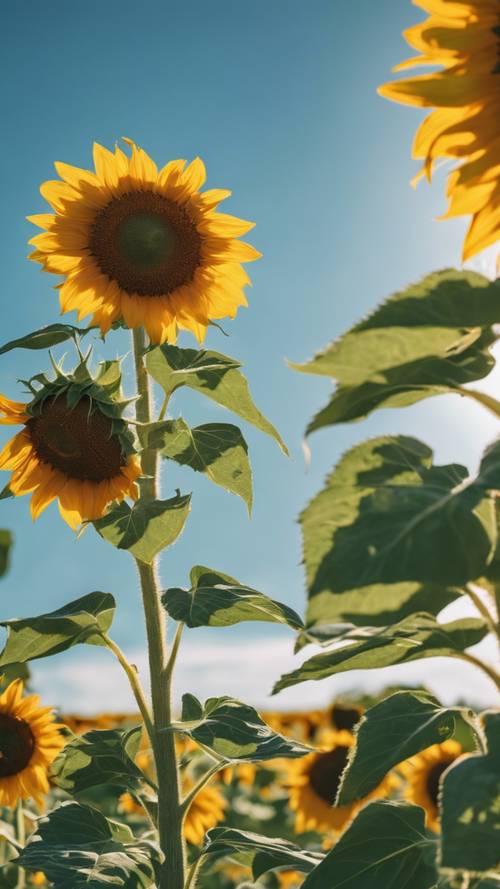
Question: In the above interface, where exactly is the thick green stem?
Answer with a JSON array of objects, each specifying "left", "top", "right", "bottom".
[{"left": 132, "top": 328, "right": 186, "bottom": 889}]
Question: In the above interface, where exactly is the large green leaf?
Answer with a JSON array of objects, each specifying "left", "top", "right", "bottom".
[
  {"left": 94, "top": 494, "right": 191, "bottom": 564},
  {"left": 52, "top": 727, "right": 145, "bottom": 797},
  {"left": 441, "top": 711, "right": 500, "bottom": 873},
  {"left": 291, "top": 270, "right": 500, "bottom": 433},
  {"left": 0, "top": 592, "right": 115, "bottom": 668},
  {"left": 0, "top": 530, "right": 12, "bottom": 578},
  {"left": 174, "top": 694, "right": 311, "bottom": 761},
  {"left": 146, "top": 344, "right": 288, "bottom": 454},
  {"left": 337, "top": 691, "right": 468, "bottom": 805},
  {"left": 146, "top": 419, "right": 253, "bottom": 511},
  {"left": 301, "top": 801, "right": 437, "bottom": 889},
  {"left": 202, "top": 827, "right": 323, "bottom": 878},
  {"left": 273, "top": 613, "right": 488, "bottom": 694},
  {"left": 18, "top": 802, "right": 159, "bottom": 888},
  {"left": 162, "top": 565, "right": 303, "bottom": 630},
  {"left": 308, "top": 330, "right": 496, "bottom": 432},
  {"left": 0, "top": 323, "right": 93, "bottom": 355},
  {"left": 293, "top": 270, "right": 500, "bottom": 382},
  {"left": 302, "top": 437, "right": 496, "bottom": 631}
]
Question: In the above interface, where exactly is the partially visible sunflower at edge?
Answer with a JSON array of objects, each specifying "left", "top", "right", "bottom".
[
  {"left": 28, "top": 139, "right": 261, "bottom": 344},
  {"left": 379, "top": 0, "right": 500, "bottom": 263},
  {"left": 399, "top": 739, "right": 464, "bottom": 831},
  {"left": 284, "top": 730, "right": 399, "bottom": 839},
  {"left": 0, "top": 362, "right": 140, "bottom": 529},
  {"left": 0, "top": 680, "right": 65, "bottom": 809}
]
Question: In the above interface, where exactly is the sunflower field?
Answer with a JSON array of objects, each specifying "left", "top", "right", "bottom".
[{"left": 0, "top": 1, "right": 499, "bottom": 888}]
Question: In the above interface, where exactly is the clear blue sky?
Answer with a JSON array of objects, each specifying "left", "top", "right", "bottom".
[{"left": 1, "top": 0, "right": 497, "bottom": 712}]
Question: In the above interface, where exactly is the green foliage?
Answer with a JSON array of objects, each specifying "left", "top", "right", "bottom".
[
  {"left": 291, "top": 270, "right": 500, "bottom": 432},
  {"left": 0, "top": 529, "right": 12, "bottom": 577},
  {"left": 0, "top": 592, "right": 115, "bottom": 668},
  {"left": 301, "top": 436, "right": 497, "bottom": 629},
  {"left": 18, "top": 801, "right": 160, "bottom": 888},
  {"left": 202, "top": 827, "right": 323, "bottom": 879},
  {"left": 441, "top": 711, "right": 500, "bottom": 874},
  {"left": 162, "top": 565, "right": 303, "bottom": 630},
  {"left": 52, "top": 726, "right": 146, "bottom": 797},
  {"left": 94, "top": 494, "right": 191, "bottom": 564},
  {"left": 273, "top": 614, "right": 488, "bottom": 693},
  {"left": 146, "top": 344, "right": 288, "bottom": 453},
  {"left": 175, "top": 694, "right": 312, "bottom": 761},
  {"left": 337, "top": 691, "right": 469, "bottom": 804},
  {"left": 0, "top": 323, "right": 93, "bottom": 355},
  {"left": 301, "top": 801, "right": 437, "bottom": 888},
  {"left": 145, "top": 419, "right": 253, "bottom": 511}
]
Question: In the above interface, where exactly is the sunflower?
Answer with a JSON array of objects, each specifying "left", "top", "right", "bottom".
[
  {"left": 0, "top": 680, "right": 65, "bottom": 809},
  {"left": 28, "top": 139, "right": 260, "bottom": 344},
  {"left": 400, "top": 739, "right": 464, "bottom": 831},
  {"left": 182, "top": 781, "right": 227, "bottom": 846},
  {"left": 285, "top": 730, "right": 399, "bottom": 837},
  {"left": 0, "top": 362, "right": 140, "bottom": 529},
  {"left": 378, "top": 0, "right": 500, "bottom": 262},
  {"left": 277, "top": 872, "right": 304, "bottom": 889}
]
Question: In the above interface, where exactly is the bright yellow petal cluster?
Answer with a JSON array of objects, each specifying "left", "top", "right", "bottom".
[
  {"left": 399, "top": 739, "right": 464, "bottom": 831},
  {"left": 29, "top": 140, "right": 260, "bottom": 344},
  {"left": 0, "top": 394, "right": 140, "bottom": 529},
  {"left": 182, "top": 781, "right": 227, "bottom": 845},
  {"left": 0, "top": 680, "right": 65, "bottom": 809},
  {"left": 379, "top": 0, "right": 500, "bottom": 261}
]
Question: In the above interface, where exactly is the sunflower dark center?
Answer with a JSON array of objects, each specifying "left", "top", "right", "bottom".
[
  {"left": 308, "top": 746, "right": 350, "bottom": 805},
  {"left": 28, "top": 395, "right": 124, "bottom": 482},
  {"left": 426, "top": 760, "right": 451, "bottom": 808},
  {"left": 89, "top": 191, "right": 202, "bottom": 296},
  {"left": 330, "top": 705, "right": 362, "bottom": 732},
  {"left": 0, "top": 714, "right": 35, "bottom": 777}
]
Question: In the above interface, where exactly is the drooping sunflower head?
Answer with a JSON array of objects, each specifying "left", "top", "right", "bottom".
[
  {"left": 378, "top": 0, "right": 500, "bottom": 262},
  {"left": 0, "top": 679, "right": 65, "bottom": 809},
  {"left": 285, "top": 729, "right": 399, "bottom": 837},
  {"left": 400, "top": 739, "right": 464, "bottom": 832},
  {"left": 0, "top": 359, "right": 140, "bottom": 528},
  {"left": 29, "top": 139, "right": 261, "bottom": 344}
]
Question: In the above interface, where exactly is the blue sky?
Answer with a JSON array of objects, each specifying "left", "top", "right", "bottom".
[{"left": 0, "top": 0, "right": 498, "bottom": 712}]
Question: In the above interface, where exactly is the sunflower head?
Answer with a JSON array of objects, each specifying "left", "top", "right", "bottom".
[
  {"left": 0, "top": 679, "right": 65, "bottom": 809},
  {"left": 29, "top": 139, "right": 261, "bottom": 344},
  {"left": 378, "top": 0, "right": 500, "bottom": 262},
  {"left": 0, "top": 358, "right": 140, "bottom": 528},
  {"left": 400, "top": 739, "right": 464, "bottom": 832},
  {"left": 285, "top": 729, "right": 399, "bottom": 837}
]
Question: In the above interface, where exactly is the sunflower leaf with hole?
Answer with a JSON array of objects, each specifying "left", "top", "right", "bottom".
[
  {"left": 94, "top": 494, "right": 191, "bottom": 564},
  {"left": 143, "top": 418, "right": 253, "bottom": 512},
  {"left": 52, "top": 726, "right": 147, "bottom": 798},
  {"left": 146, "top": 344, "right": 288, "bottom": 454},
  {"left": 440, "top": 711, "right": 500, "bottom": 874},
  {"left": 336, "top": 690, "right": 475, "bottom": 805},
  {"left": 171, "top": 694, "right": 312, "bottom": 761},
  {"left": 162, "top": 565, "right": 303, "bottom": 630},
  {"left": 0, "top": 591, "right": 116, "bottom": 668},
  {"left": 18, "top": 801, "right": 160, "bottom": 889},
  {"left": 291, "top": 270, "right": 500, "bottom": 433}
]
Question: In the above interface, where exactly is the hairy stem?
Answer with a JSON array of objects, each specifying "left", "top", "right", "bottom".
[
  {"left": 102, "top": 634, "right": 155, "bottom": 741},
  {"left": 132, "top": 327, "right": 186, "bottom": 889},
  {"left": 456, "top": 387, "right": 500, "bottom": 419},
  {"left": 15, "top": 802, "right": 25, "bottom": 889},
  {"left": 464, "top": 584, "right": 500, "bottom": 645},
  {"left": 458, "top": 651, "right": 500, "bottom": 692}
]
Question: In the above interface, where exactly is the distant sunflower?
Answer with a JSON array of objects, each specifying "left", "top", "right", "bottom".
[
  {"left": 182, "top": 782, "right": 227, "bottom": 845},
  {"left": 0, "top": 680, "right": 65, "bottom": 808},
  {"left": 0, "top": 364, "right": 140, "bottom": 529},
  {"left": 285, "top": 730, "right": 398, "bottom": 836},
  {"left": 29, "top": 139, "right": 260, "bottom": 344},
  {"left": 400, "top": 739, "right": 464, "bottom": 831},
  {"left": 378, "top": 0, "right": 500, "bottom": 261}
]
